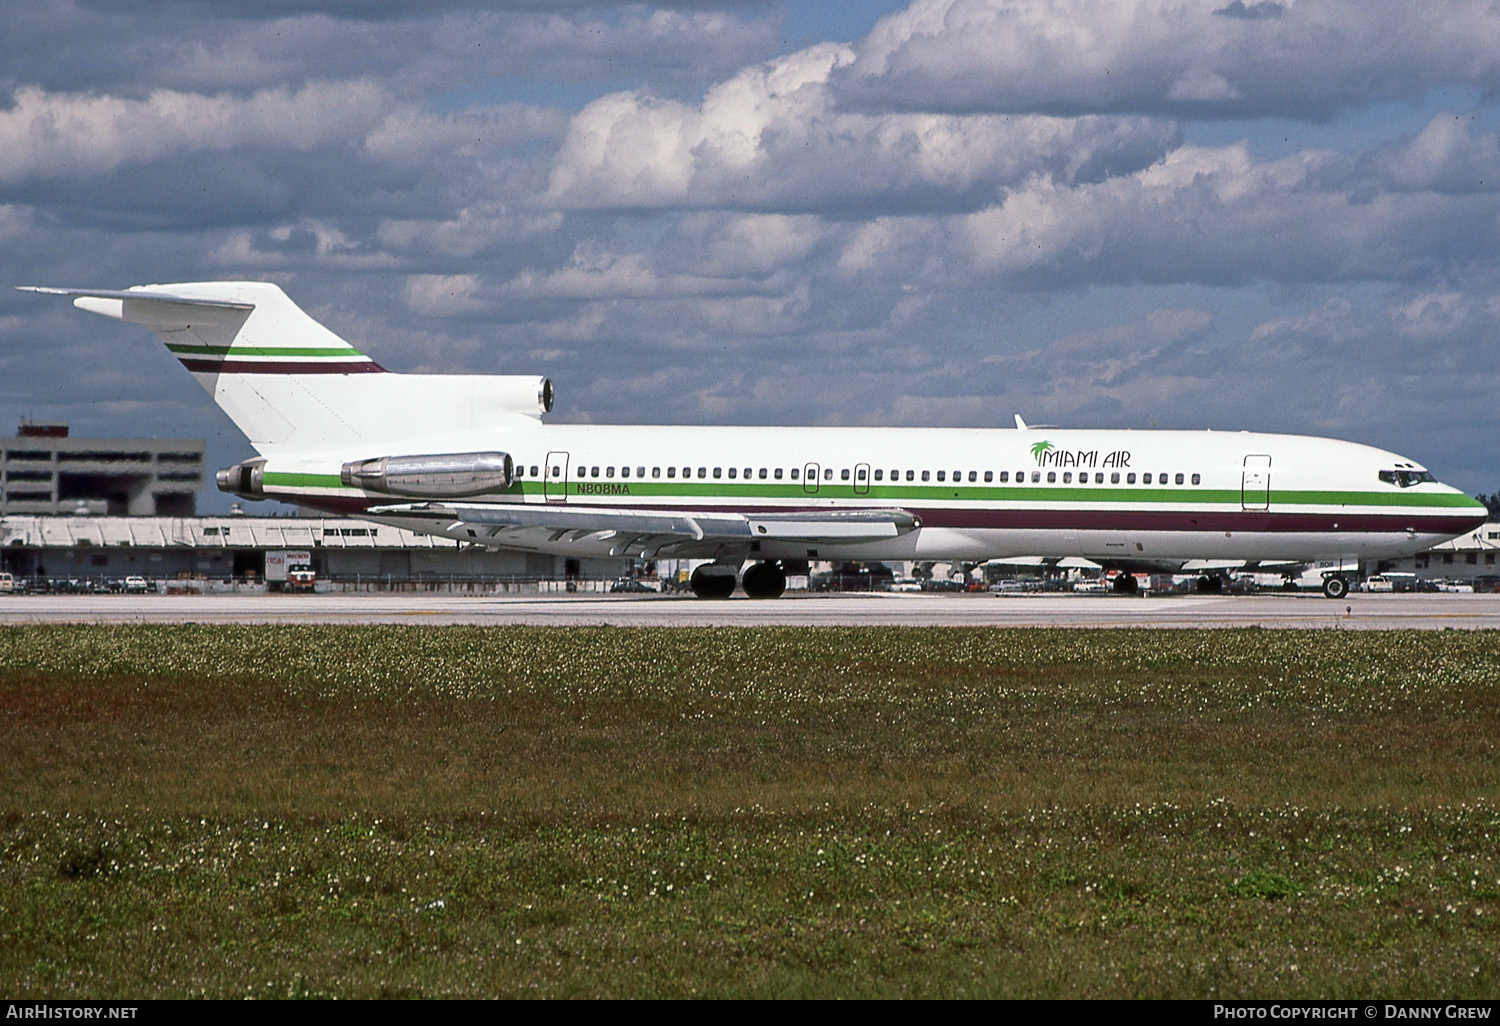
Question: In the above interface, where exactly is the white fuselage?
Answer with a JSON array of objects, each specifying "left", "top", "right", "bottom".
[{"left": 264, "top": 422, "right": 1485, "bottom": 567}]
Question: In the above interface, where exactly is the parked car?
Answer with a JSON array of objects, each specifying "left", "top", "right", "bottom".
[
  {"left": 919, "top": 577, "right": 965, "bottom": 592},
  {"left": 123, "top": 576, "right": 150, "bottom": 593},
  {"left": 610, "top": 578, "right": 657, "bottom": 593},
  {"left": 809, "top": 562, "right": 895, "bottom": 592}
]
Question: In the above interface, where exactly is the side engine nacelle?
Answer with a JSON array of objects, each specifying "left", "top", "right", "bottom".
[{"left": 340, "top": 451, "right": 514, "bottom": 497}]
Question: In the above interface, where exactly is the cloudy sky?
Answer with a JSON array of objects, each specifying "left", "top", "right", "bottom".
[{"left": 2, "top": 0, "right": 1497, "bottom": 511}]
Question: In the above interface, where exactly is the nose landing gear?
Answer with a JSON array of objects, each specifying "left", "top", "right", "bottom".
[{"left": 1322, "top": 574, "right": 1349, "bottom": 599}]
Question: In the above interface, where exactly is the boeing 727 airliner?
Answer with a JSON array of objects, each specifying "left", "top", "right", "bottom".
[{"left": 21, "top": 282, "right": 1488, "bottom": 599}]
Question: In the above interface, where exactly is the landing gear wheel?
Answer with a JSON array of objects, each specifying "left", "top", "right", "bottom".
[
  {"left": 689, "top": 565, "right": 737, "bottom": 599},
  {"left": 1322, "top": 575, "right": 1349, "bottom": 600},
  {"left": 1195, "top": 574, "right": 1223, "bottom": 594},
  {"left": 741, "top": 561, "right": 787, "bottom": 599},
  {"left": 1112, "top": 573, "right": 1140, "bottom": 595}
]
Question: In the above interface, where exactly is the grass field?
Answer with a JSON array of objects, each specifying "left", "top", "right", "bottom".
[{"left": 1, "top": 625, "right": 1498, "bottom": 998}]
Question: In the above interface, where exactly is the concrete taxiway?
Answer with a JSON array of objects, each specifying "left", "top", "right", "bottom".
[{"left": 1, "top": 592, "right": 1496, "bottom": 629}]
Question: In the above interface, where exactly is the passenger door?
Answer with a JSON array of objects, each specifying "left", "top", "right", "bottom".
[
  {"left": 545, "top": 451, "right": 570, "bottom": 503},
  {"left": 1241, "top": 454, "right": 1270, "bottom": 511}
]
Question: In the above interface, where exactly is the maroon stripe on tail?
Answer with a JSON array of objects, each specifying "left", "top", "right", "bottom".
[{"left": 177, "top": 358, "right": 386, "bottom": 374}]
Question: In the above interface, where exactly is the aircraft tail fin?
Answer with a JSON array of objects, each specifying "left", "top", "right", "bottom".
[{"left": 21, "top": 283, "right": 550, "bottom": 455}]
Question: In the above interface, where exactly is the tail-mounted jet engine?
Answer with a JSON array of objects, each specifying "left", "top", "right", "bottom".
[
  {"left": 215, "top": 458, "right": 267, "bottom": 497},
  {"left": 340, "top": 452, "right": 514, "bottom": 497}
]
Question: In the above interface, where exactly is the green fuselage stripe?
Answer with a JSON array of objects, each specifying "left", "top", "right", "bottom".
[
  {"left": 259, "top": 471, "right": 1483, "bottom": 510},
  {"left": 167, "top": 345, "right": 366, "bottom": 358}
]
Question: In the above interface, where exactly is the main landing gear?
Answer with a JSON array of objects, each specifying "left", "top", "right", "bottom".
[
  {"left": 741, "top": 561, "right": 787, "bottom": 599},
  {"left": 1321, "top": 574, "right": 1350, "bottom": 599},
  {"left": 687, "top": 560, "right": 789, "bottom": 599},
  {"left": 688, "top": 563, "right": 737, "bottom": 599}
]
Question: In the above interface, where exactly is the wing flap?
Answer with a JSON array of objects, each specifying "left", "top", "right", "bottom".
[{"left": 746, "top": 509, "right": 920, "bottom": 541}]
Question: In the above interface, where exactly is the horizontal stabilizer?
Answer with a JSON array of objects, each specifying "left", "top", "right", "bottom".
[{"left": 18, "top": 286, "right": 255, "bottom": 311}]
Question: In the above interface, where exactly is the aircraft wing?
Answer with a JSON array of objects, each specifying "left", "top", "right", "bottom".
[
  {"left": 368, "top": 501, "right": 921, "bottom": 557},
  {"left": 987, "top": 555, "right": 1251, "bottom": 574}
]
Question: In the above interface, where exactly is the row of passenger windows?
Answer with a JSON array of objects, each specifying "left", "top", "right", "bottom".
[{"left": 512, "top": 464, "right": 1203, "bottom": 486}]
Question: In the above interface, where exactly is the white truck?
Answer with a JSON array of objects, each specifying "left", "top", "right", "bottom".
[{"left": 267, "top": 550, "right": 315, "bottom": 593}]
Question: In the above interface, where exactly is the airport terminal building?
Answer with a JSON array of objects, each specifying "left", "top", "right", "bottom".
[
  {"left": 1376, "top": 519, "right": 1500, "bottom": 582},
  {"left": 0, "top": 513, "right": 633, "bottom": 590},
  {"left": 0, "top": 422, "right": 204, "bottom": 517},
  {"left": 0, "top": 423, "right": 632, "bottom": 589}
]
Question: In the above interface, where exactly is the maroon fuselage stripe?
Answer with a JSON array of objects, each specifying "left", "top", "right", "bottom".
[
  {"left": 296, "top": 496, "right": 1487, "bottom": 537},
  {"left": 177, "top": 358, "right": 386, "bottom": 374},
  {"left": 909, "top": 508, "right": 1486, "bottom": 534}
]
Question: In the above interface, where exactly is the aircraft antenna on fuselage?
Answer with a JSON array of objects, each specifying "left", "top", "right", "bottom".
[{"left": 1014, "top": 414, "right": 1028, "bottom": 430}]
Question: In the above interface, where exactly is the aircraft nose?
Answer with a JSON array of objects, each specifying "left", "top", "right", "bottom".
[{"left": 1452, "top": 492, "right": 1492, "bottom": 532}]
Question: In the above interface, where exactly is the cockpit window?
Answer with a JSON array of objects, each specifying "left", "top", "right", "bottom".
[{"left": 1379, "top": 469, "right": 1435, "bottom": 488}]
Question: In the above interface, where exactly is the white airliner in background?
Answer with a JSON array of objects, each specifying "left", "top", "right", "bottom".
[{"left": 21, "top": 282, "right": 1488, "bottom": 599}]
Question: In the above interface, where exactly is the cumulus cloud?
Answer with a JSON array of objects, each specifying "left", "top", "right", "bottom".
[
  {"left": 3, "top": 3, "right": 780, "bottom": 98},
  {"left": 0, "top": 81, "right": 389, "bottom": 185},
  {"left": 210, "top": 219, "right": 399, "bottom": 270},
  {"left": 547, "top": 43, "right": 1178, "bottom": 212},
  {"left": 1359, "top": 114, "right": 1500, "bottom": 195},
  {"left": 403, "top": 273, "right": 486, "bottom": 316},
  {"left": 808, "top": 143, "right": 1500, "bottom": 291},
  {"left": 1387, "top": 290, "right": 1485, "bottom": 341},
  {"left": 363, "top": 103, "right": 568, "bottom": 167},
  {"left": 675, "top": 214, "right": 826, "bottom": 278},
  {"left": 1251, "top": 297, "right": 1360, "bottom": 344},
  {"left": 376, "top": 206, "right": 565, "bottom": 263},
  {"left": 839, "top": 0, "right": 1500, "bottom": 119},
  {"left": 502, "top": 243, "right": 756, "bottom": 302}
]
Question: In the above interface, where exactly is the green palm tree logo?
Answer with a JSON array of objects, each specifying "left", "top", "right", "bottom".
[{"left": 1030, "top": 440, "right": 1054, "bottom": 463}]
